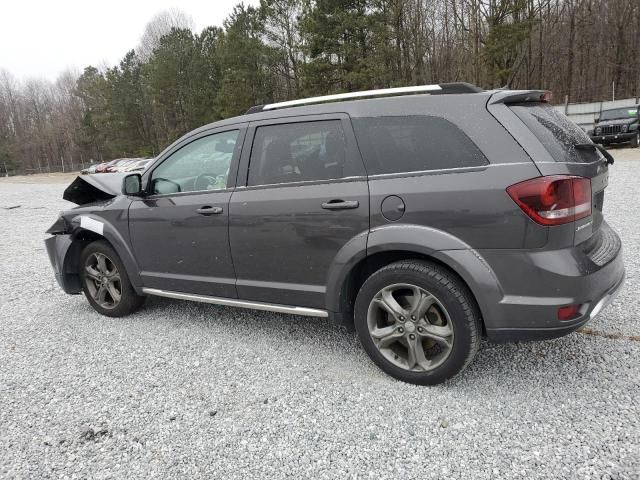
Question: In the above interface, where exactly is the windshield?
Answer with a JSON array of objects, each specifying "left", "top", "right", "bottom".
[
  {"left": 510, "top": 103, "right": 601, "bottom": 163},
  {"left": 600, "top": 107, "right": 638, "bottom": 121}
]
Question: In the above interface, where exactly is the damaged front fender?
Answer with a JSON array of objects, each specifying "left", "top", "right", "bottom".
[
  {"left": 45, "top": 234, "right": 83, "bottom": 294},
  {"left": 46, "top": 215, "right": 70, "bottom": 235},
  {"left": 45, "top": 209, "right": 144, "bottom": 295},
  {"left": 46, "top": 174, "right": 144, "bottom": 295}
]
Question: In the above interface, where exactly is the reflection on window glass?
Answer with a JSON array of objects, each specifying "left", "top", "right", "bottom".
[
  {"left": 352, "top": 116, "right": 488, "bottom": 175},
  {"left": 511, "top": 103, "right": 599, "bottom": 163},
  {"left": 248, "top": 120, "right": 359, "bottom": 186},
  {"left": 151, "top": 130, "right": 239, "bottom": 194}
]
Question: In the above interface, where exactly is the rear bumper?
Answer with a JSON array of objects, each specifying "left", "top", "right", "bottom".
[
  {"left": 486, "top": 270, "right": 625, "bottom": 341},
  {"left": 478, "top": 223, "right": 624, "bottom": 342},
  {"left": 589, "top": 132, "right": 635, "bottom": 144}
]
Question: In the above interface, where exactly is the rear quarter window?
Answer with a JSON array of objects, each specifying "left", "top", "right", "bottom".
[
  {"left": 352, "top": 116, "right": 488, "bottom": 175},
  {"left": 510, "top": 103, "right": 600, "bottom": 163}
]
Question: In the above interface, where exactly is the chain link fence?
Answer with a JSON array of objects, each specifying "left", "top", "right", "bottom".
[
  {"left": 1, "top": 161, "right": 94, "bottom": 178},
  {"left": 555, "top": 97, "right": 640, "bottom": 130}
]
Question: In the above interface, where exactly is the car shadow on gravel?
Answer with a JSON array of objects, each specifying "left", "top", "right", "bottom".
[{"left": 128, "top": 296, "right": 631, "bottom": 390}]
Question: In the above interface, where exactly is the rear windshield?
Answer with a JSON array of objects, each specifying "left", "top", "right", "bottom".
[{"left": 510, "top": 103, "right": 600, "bottom": 163}]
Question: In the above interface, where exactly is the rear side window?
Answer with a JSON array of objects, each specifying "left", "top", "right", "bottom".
[
  {"left": 510, "top": 103, "right": 599, "bottom": 163},
  {"left": 352, "top": 116, "right": 488, "bottom": 175},
  {"left": 248, "top": 120, "right": 361, "bottom": 186}
]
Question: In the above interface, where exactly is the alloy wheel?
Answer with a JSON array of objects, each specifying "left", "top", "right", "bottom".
[
  {"left": 84, "top": 252, "right": 122, "bottom": 309},
  {"left": 366, "top": 283, "right": 454, "bottom": 372}
]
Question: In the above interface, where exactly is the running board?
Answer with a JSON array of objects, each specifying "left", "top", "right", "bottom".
[{"left": 142, "top": 288, "right": 329, "bottom": 318}]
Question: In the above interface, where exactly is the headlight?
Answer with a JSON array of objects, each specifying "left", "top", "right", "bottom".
[
  {"left": 622, "top": 124, "right": 629, "bottom": 133},
  {"left": 595, "top": 127, "right": 601, "bottom": 135}
]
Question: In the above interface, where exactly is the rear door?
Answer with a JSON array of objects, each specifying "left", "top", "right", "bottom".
[{"left": 229, "top": 114, "right": 369, "bottom": 309}]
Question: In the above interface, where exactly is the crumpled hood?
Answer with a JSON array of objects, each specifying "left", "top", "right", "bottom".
[{"left": 63, "top": 173, "right": 127, "bottom": 205}]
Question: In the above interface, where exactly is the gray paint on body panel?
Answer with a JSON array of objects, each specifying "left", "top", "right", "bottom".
[{"left": 45, "top": 89, "right": 624, "bottom": 342}]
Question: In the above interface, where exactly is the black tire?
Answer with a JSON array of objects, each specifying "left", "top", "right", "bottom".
[
  {"left": 354, "top": 260, "right": 481, "bottom": 385},
  {"left": 630, "top": 132, "right": 639, "bottom": 148},
  {"left": 80, "top": 240, "right": 145, "bottom": 317}
]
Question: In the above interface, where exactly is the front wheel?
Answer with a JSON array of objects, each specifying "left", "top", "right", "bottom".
[
  {"left": 630, "top": 132, "right": 639, "bottom": 148},
  {"left": 354, "top": 260, "right": 481, "bottom": 385},
  {"left": 80, "top": 240, "right": 145, "bottom": 317}
]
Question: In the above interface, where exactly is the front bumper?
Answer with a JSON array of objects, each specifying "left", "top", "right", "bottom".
[
  {"left": 45, "top": 234, "right": 82, "bottom": 294},
  {"left": 589, "top": 132, "right": 635, "bottom": 144}
]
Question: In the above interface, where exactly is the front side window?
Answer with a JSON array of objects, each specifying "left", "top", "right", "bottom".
[
  {"left": 248, "top": 120, "right": 357, "bottom": 186},
  {"left": 352, "top": 116, "right": 488, "bottom": 175},
  {"left": 150, "top": 130, "right": 239, "bottom": 195}
]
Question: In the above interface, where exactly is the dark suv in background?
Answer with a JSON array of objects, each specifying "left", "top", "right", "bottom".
[
  {"left": 589, "top": 105, "right": 639, "bottom": 147},
  {"left": 46, "top": 83, "right": 624, "bottom": 385}
]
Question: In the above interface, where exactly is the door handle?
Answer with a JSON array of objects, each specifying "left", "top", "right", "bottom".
[
  {"left": 321, "top": 200, "right": 359, "bottom": 210},
  {"left": 196, "top": 206, "right": 223, "bottom": 215}
]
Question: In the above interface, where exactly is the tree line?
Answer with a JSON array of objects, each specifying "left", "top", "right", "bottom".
[{"left": 1, "top": 0, "right": 639, "bottom": 175}]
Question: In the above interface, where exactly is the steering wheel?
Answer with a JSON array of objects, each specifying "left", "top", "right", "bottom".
[{"left": 193, "top": 174, "right": 218, "bottom": 191}]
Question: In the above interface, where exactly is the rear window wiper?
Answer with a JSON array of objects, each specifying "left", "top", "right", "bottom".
[{"left": 575, "top": 143, "right": 614, "bottom": 165}]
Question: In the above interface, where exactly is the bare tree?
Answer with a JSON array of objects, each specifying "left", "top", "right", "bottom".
[
  {"left": 2, "top": 0, "right": 640, "bottom": 176},
  {"left": 136, "top": 8, "right": 195, "bottom": 61}
]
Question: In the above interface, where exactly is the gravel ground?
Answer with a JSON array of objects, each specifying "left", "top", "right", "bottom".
[{"left": 1, "top": 151, "right": 639, "bottom": 479}]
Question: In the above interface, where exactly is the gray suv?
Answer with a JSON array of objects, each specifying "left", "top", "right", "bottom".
[{"left": 46, "top": 83, "right": 625, "bottom": 385}]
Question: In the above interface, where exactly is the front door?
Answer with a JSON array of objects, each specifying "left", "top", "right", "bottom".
[
  {"left": 229, "top": 115, "right": 369, "bottom": 309},
  {"left": 129, "top": 128, "right": 244, "bottom": 297}
]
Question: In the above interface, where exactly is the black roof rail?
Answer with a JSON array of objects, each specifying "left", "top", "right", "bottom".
[
  {"left": 433, "top": 82, "right": 484, "bottom": 94},
  {"left": 244, "top": 82, "right": 483, "bottom": 114}
]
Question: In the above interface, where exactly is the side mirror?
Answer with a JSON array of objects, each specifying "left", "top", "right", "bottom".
[
  {"left": 122, "top": 173, "right": 143, "bottom": 196},
  {"left": 594, "top": 117, "right": 600, "bottom": 123}
]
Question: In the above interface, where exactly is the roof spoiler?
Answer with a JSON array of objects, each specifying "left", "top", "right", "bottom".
[
  {"left": 488, "top": 90, "right": 552, "bottom": 105},
  {"left": 245, "top": 82, "right": 483, "bottom": 114}
]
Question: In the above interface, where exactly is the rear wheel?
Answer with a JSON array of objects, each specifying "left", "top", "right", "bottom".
[
  {"left": 80, "top": 240, "right": 145, "bottom": 317},
  {"left": 354, "top": 260, "right": 481, "bottom": 385}
]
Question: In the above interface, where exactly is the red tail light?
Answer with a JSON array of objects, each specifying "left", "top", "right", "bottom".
[
  {"left": 558, "top": 304, "right": 583, "bottom": 321},
  {"left": 506, "top": 176, "right": 591, "bottom": 226},
  {"left": 540, "top": 91, "right": 553, "bottom": 103}
]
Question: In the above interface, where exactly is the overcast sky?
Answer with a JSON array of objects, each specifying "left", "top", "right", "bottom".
[{"left": 0, "top": 0, "right": 259, "bottom": 82}]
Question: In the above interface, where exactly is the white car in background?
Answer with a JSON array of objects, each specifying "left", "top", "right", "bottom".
[
  {"left": 121, "top": 158, "right": 153, "bottom": 172},
  {"left": 81, "top": 158, "right": 153, "bottom": 174}
]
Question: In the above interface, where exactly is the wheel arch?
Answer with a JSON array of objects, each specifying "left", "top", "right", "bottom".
[
  {"left": 331, "top": 250, "right": 487, "bottom": 330},
  {"left": 59, "top": 229, "right": 104, "bottom": 293},
  {"left": 326, "top": 225, "right": 503, "bottom": 332},
  {"left": 59, "top": 215, "right": 143, "bottom": 294}
]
